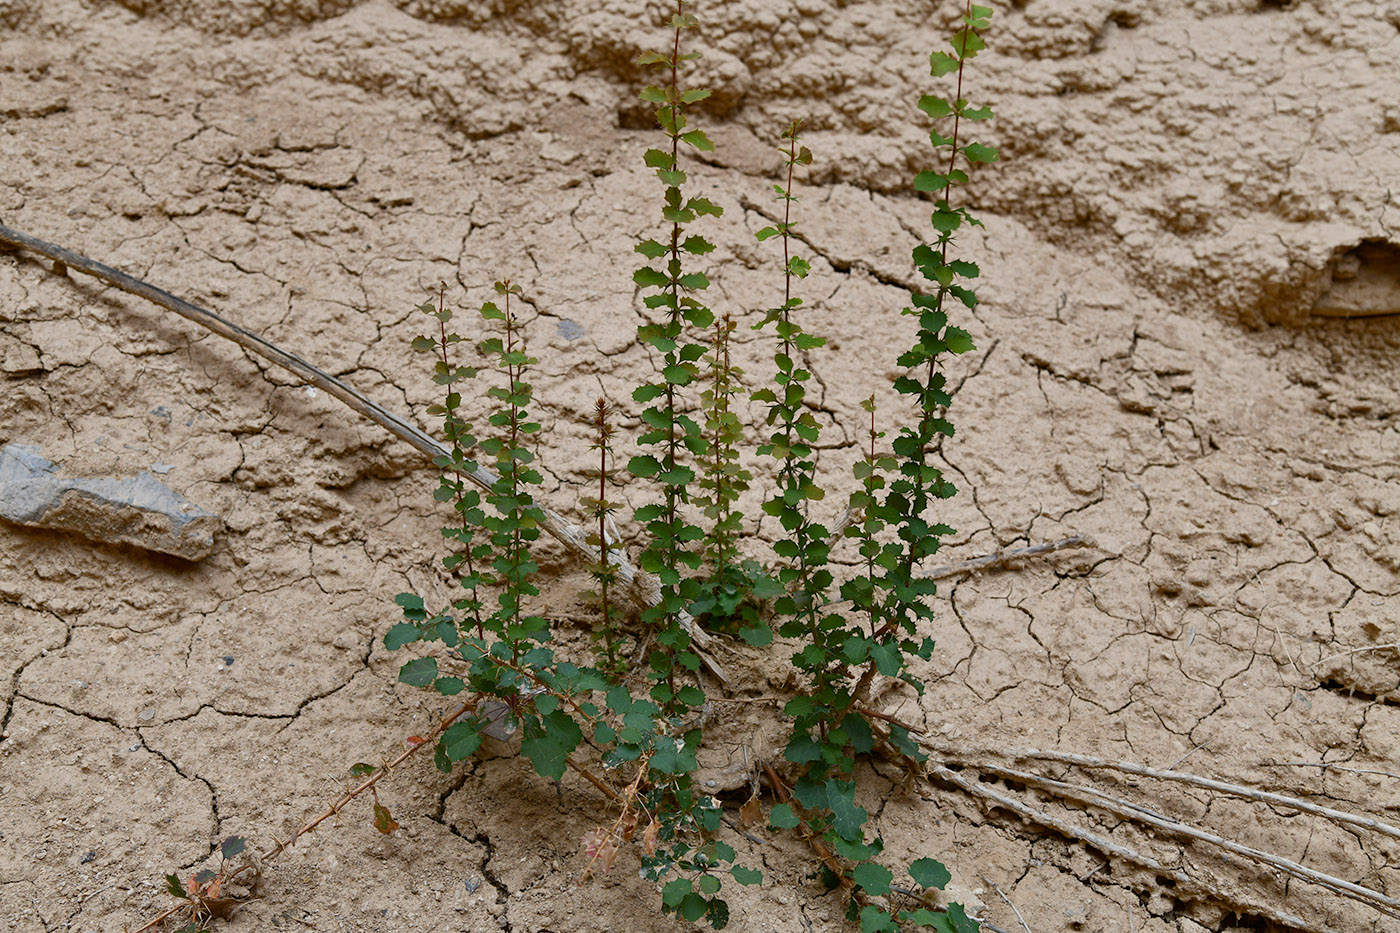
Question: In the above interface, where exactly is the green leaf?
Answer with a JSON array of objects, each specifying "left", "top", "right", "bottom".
[
  {"left": 699, "top": 874, "right": 721, "bottom": 896},
  {"left": 768, "top": 803, "right": 800, "bottom": 829},
  {"left": 433, "top": 676, "right": 465, "bottom": 696},
  {"left": 394, "top": 592, "right": 427, "bottom": 621},
  {"left": 930, "top": 50, "right": 960, "bottom": 77},
  {"left": 629, "top": 455, "right": 662, "bottom": 478},
  {"left": 870, "top": 642, "right": 902, "bottom": 676},
  {"left": 859, "top": 905, "right": 898, "bottom": 933},
  {"left": 946, "top": 902, "right": 980, "bottom": 933},
  {"left": 739, "top": 623, "right": 772, "bottom": 646},
  {"left": 914, "top": 171, "right": 949, "bottom": 193},
  {"left": 785, "top": 733, "right": 822, "bottom": 765},
  {"left": 683, "top": 235, "right": 716, "bottom": 254},
  {"left": 219, "top": 829, "right": 250, "bottom": 851},
  {"left": 945, "top": 327, "right": 975, "bottom": 353},
  {"left": 918, "top": 94, "right": 953, "bottom": 119},
  {"left": 384, "top": 623, "right": 420, "bottom": 651},
  {"left": 680, "top": 88, "right": 712, "bottom": 104},
  {"left": 441, "top": 721, "right": 482, "bottom": 761},
  {"left": 827, "top": 781, "right": 868, "bottom": 841},
  {"left": 634, "top": 267, "right": 669, "bottom": 288},
  {"left": 165, "top": 873, "right": 187, "bottom": 899},
  {"left": 680, "top": 129, "right": 715, "bottom": 151},
  {"left": 636, "top": 238, "right": 669, "bottom": 258},
  {"left": 679, "top": 893, "right": 708, "bottom": 923},
  {"left": 662, "top": 878, "right": 692, "bottom": 908},
  {"left": 348, "top": 762, "right": 378, "bottom": 778},
  {"left": 731, "top": 864, "right": 762, "bottom": 885},
  {"left": 640, "top": 85, "right": 669, "bottom": 103},
  {"left": 853, "top": 862, "right": 893, "bottom": 896},
  {"left": 398, "top": 657, "right": 437, "bottom": 686},
  {"left": 963, "top": 142, "right": 999, "bottom": 163},
  {"left": 411, "top": 335, "right": 436, "bottom": 353},
  {"left": 910, "top": 857, "right": 951, "bottom": 890},
  {"left": 520, "top": 711, "right": 583, "bottom": 781}
]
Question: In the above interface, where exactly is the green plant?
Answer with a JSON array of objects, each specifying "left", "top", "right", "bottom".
[
  {"left": 140, "top": 2, "right": 999, "bottom": 931},
  {"left": 582, "top": 397, "right": 626, "bottom": 674},
  {"left": 690, "top": 312, "right": 779, "bottom": 640},
  {"left": 394, "top": 1, "right": 997, "bottom": 928}
]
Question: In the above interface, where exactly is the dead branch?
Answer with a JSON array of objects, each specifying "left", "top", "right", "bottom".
[
  {"left": 975, "top": 761, "right": 1400, "bottom": 919},
  {"left": 0, "top": 222, "right": 726, "bottom": 682},
  {"left": 925, "top": 764, "right": 1325, "bottom": 933},
  {"left": 129, "top": 699, "right": 477, "bottom": 933},
  {"left": 923, "top": 534, "right": 1098, "bottom": 581},
  {"left": 928, "top": 743, "right": 1400, "bottom": 843}
]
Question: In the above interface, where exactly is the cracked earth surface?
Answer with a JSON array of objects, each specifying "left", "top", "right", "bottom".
[{"left": 1, "top": 1, "right": 1398, "bottom": 931}]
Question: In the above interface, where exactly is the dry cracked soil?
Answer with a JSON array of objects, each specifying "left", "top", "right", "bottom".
[{"left": 2, "top": 1, "right": 1399, "bottom": 932}]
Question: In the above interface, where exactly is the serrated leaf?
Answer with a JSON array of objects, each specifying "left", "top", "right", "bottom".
[
  {"left": 680, "top": 88, "right": 712, "bottom": 104},
  {"left": 682, "top": 235, "right": 715, "bottom": 254},
  {"left": 349, "top": 762, "right": 378, "bottom": 778},
  {"left": 411, "top": 335, "right": 437, "bottom": 352},
  {"left": 441, "top": 721, "right": 482, "bottom": 761},
  {"left": 636, "top": 238, "right": 669, "bottom": 258},
  {"left": 768, "top": 803, "right": 800, "bottom": 829},
  {"left": 633, "top": 267, "right": 669, "bottom": 288},
  {"left": 930, "top": 50, "right": 960, "bottom": 77},
  {"left": 680, "top": 129, "right": 714, "bottom": 151},
  {"left": 945, "top": 327, "right": 975, "bottom": 353}
]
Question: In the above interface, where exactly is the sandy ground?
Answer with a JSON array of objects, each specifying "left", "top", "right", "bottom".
[{"left": 2, "top": 1, "right": 1399, "bottom": 931}]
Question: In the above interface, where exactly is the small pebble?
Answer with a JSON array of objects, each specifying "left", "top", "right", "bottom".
[
  {"left": 223, "top": 655, "right": 235, "bottom": 666},
  {"left": 138, "top": 708, "right": 155, "bottom": 722},
  {"left": 80, "top": 851, "right": 96, "bottom": 864}
]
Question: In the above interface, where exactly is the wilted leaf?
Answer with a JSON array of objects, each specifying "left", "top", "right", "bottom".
[{"left": 372, "top": 801, "right": 399, "bottom": 835}]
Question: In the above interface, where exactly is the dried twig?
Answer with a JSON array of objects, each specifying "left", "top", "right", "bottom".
[
  {"left": 0, "top": 223, "right": 726, "bottom": 682},
  {"left": 1267, "top": 760, "right": 1400, "bottom": 782},
  {"left": 979, "top": 874, "right": 1033, "bottom": 933},
  {"left": 128, "top": 699, "right": 478, "bottom": 933},
  {"left": 925, "top": 742, "right": 1400, "bottom": 843},
  {"left": 923, "top": 534, "right": 1098, "bottom": 581},
  {"left": 973, "top": 761, "right": 1400, "bottom": 918},
  {"left": 925, "top": 764, "right": 1323, "bottom": 933}
]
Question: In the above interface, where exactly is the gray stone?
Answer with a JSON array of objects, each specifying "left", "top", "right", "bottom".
[{"left": 0, "top": 443, "right": 220, "bottom": 560}]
